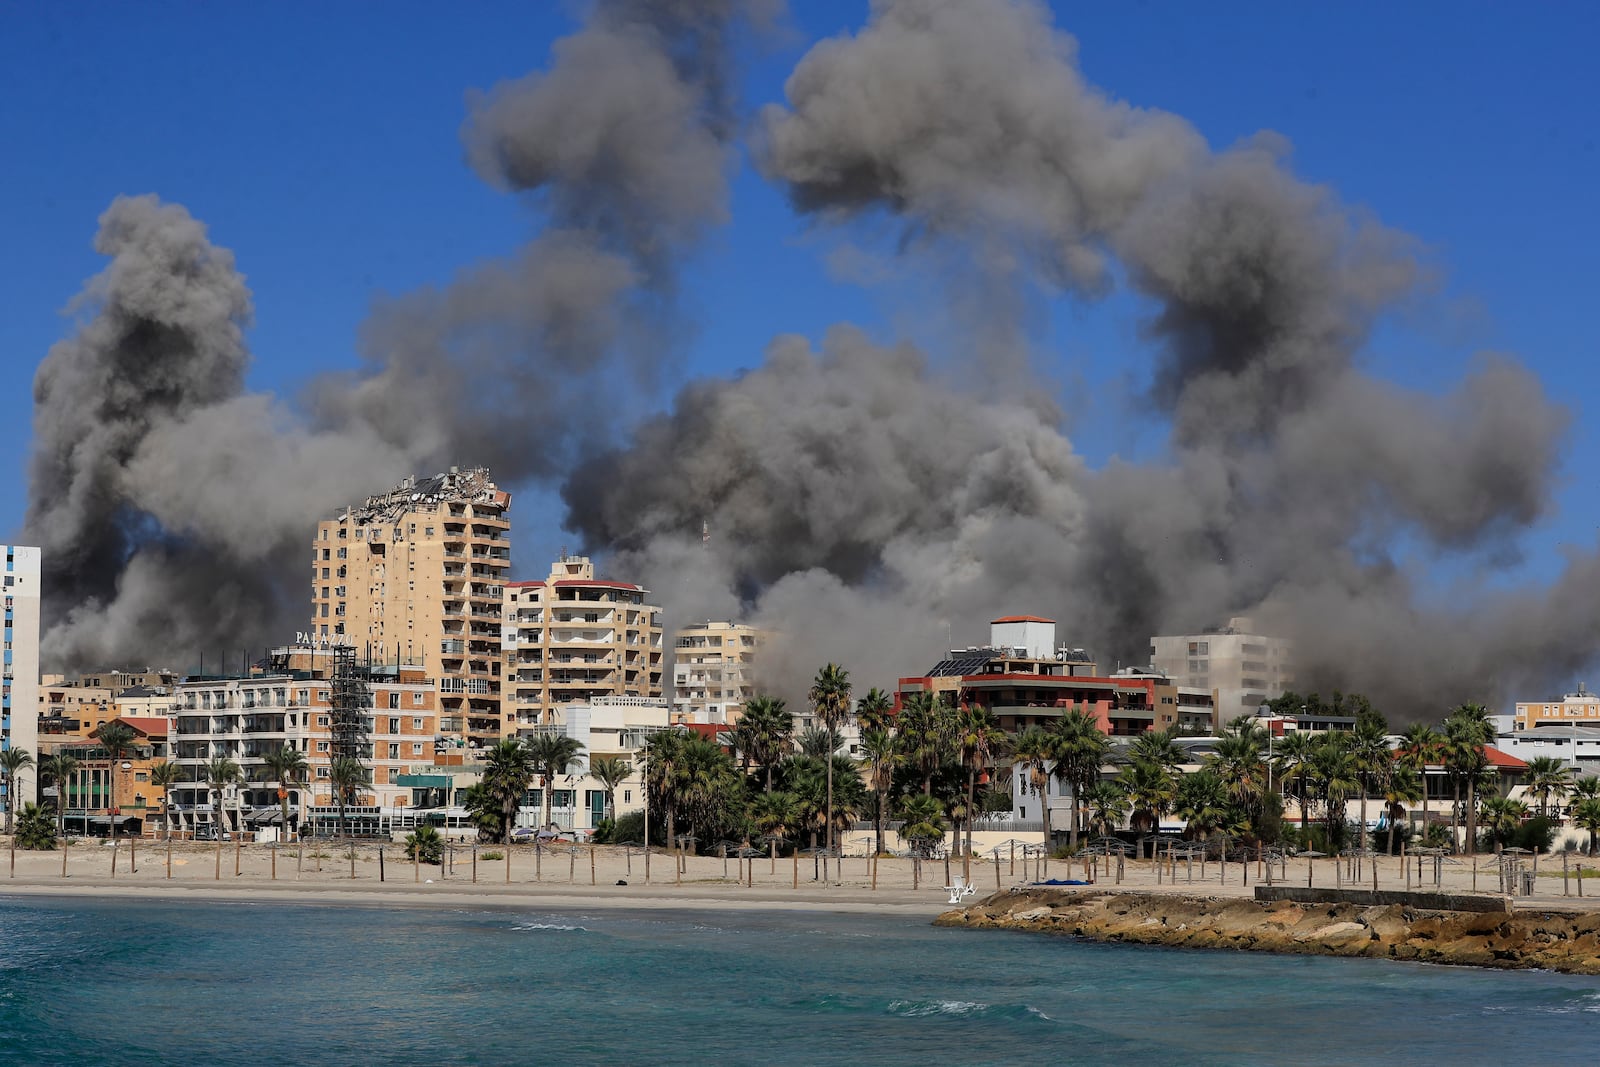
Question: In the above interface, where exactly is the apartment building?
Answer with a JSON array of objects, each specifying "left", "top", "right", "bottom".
[
  {"left": 670, "top": 621, "right": 770, "bottom": 725},
  {"left": 313, "top": 467, "right": 510, "bottom": 747},
  {"left": 38, "top": 670, "right": 179, "bottom": 742},
  {"left": 169, "top": 664, "right": 437, "bottom": 838},
  {"left": 502, "top": 555, "right": 664, "bottom": 732},
  {"left": 3, "top": 545, "right": 41, "bottom": 814},
  {"left": 1149, "top": 616, "right": 1293, "bottom": 720}
]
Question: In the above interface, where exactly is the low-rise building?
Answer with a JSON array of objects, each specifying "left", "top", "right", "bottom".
[
  {"left": 897, "top": 617, "right": 1172, "bottom": 737},
  {"left": 49, "top": 716, "right": 172, "bottom": 837},
  {"left": 517, "top": 695, "right": 673, "bottom": 834}
]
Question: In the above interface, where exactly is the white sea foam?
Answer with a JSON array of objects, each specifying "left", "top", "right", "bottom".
[
  {"left": 887, "top": 999, "right": 989, "bottom": 1017},
  {"left": 511, "top": 921, "right": 587, "bottom": 932}
]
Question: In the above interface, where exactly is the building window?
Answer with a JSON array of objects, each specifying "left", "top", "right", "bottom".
[
  {"left": 316, "top": 741, "right": 330, "bottom": 753},
  {"left": 389, "top": 743, "right": 400, "bottom": 760},
  {"left": 388, "top": 693, "right": 400, "bottom": 709},
  {"left": 412, "top": 717, "right": 424, "bottom": 729},
  {"left": 388, "top": 717, "right": 400, "bottom": 734},
  {"left": 412, "top": 743, "right": 423, "bottom": 755},
  {"left": 412, "top": 693, "right": 424, "bottom": 707}
]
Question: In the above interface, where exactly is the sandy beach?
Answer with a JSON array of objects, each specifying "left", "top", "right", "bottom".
[{"left": 6, "top": 838, "right": 1600, "bottom": 918}]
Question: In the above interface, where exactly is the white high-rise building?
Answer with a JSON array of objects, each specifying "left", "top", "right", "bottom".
[
  {"left": 3, "top": 546, "right": 41, "bottom": 815},
  {"left": 1149, "top": 616, "right": 1293, "bottom": 720}
]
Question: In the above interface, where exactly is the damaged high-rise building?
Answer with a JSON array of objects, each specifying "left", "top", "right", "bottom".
[{"left": 311, "top": 468, "right": 510, "bottom": 746}]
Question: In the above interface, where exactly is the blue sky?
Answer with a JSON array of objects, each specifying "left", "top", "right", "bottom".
[{"left": 3, "top": 2, "right": 1596, "bottom": 583}]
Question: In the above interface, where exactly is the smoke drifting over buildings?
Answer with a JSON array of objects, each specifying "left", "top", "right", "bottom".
[{"left": 22, "top": 0, "right": 1593, "bottom": 717}]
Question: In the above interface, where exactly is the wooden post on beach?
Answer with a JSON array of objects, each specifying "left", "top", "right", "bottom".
[
  {"left": 235, "top": 838, "right": 242, "bottom": 877},
  {"left": 1563, "top": 852, "right": 1570, "bottom": 896},
  {"left": 535, "top": 842, "right": 542, "bottom": 882},
  {"left": 1371, "top": 856, "right": 1378, "bottom": 892},
  {"left": 721, "top": 844, "right": 728, "bottom": 880},
  {"left": 590, "top": 844, "right": 596, "bottom": 886},
  {"left": 166, "top": 836, "right": 172, "bottom": 880},
  {"left": 130, "top": 834, "right": 136, "bottom": 875},
  {"left": 569, "top": 845, "right": 576, "bottom": 883},
  {"left": 348, "top": 844, "right": 355, "bottom": 880},
  {"left": 873, "top": 850, "right": 880, "bottom": 892},
  {"left": 995, "top": 855, "right": 1001, "bottom": 891},
  {"left": 472, "top": 845, "right": 478, "bottom": 884},
  {"left": 792, "top": 847, "right": 799, "bottom": 889},
  {"left": 110, "top": 838, "right": 118, "bottom": 879},
  {"left": 215, "top": 839, "right": 222, "bottom": 880},
  {"left": 505, "top": 844, "right": 511, "bottom": 884},
  {"left": 1010, "top": 840, "right": 1015, "bottom": 877},
  {"left": 62, "top": 837, "right": 68, "bottom": 877},
  {"left": 271, "top": 844, "right": 277, "bottom": 881},
  {"left": 297, "top": 842, "right": 303, "bottom": 879}
]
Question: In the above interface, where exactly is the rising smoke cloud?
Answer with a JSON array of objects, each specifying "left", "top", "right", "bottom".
[
  {"left": 24, "top": 0, "right": 766, "bottom": 668},
  {"left": 23, "top": 0, "right": 1593, "bottom": 720}
]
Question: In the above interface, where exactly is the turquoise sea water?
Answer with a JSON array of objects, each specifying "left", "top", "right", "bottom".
[{"left": 1, "top": 896, "right": 1597, "bottom": 1066}]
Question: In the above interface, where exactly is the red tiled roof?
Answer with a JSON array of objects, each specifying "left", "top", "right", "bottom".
[
  {"left": 992, "top": 615, "right": 1054, "bottom": 624},
  {"left": 554, "top": 579, "right": 643, "bottom": 591},
  {"left": 506, "top": 580, "right": 545, "bottom": 588},
  {"left": 1483, "top": 745, "right": 1528, "bottom": 770},
  {"left": 98, "top": 716, "right": 169, "bottom": 737}
]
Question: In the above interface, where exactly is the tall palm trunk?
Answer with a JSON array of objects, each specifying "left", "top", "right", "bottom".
[
  {"left": 825, "top": 757, "right": 834, "bottom": 857},
  {"left": 1037, "top": 773, "right": 1053, "bottom": 851},
  {"left": 1069, "top": 778, "right": 1081, "bottom": 851},
  {"left": 965, "top": 767, "right": 976, "bottom": 863},
  {"left": 1420, "top": 775, "right": 1429, "bottom": 845},
  {"left": 1466, "top": 778, "right": 1478, "bottom": 856},
  {"left": 874, "top": 786, "right": 886, "bottom": 857},
  {"left": 1451, "top": 779, "right": 1461, "bottom": 851},
  {"left": 1358, "top": 788, "right": 1368, "bottom": 854}
]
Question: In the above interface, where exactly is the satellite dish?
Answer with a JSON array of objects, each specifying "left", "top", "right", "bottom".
[{"left": 411, "top": 493, "right": 421, "bottom": 501}]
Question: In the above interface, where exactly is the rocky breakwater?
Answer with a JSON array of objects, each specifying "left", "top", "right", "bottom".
[{"left": 935, "top": 889, "right": 1600, "bottom": 974}]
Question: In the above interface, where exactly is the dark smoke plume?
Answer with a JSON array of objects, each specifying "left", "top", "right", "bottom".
[
  {"left": 23, "top": 0, "right": 1592, "bottom": 721},
  {"left": 24, "top": 0, "right": 769, "bottom": 667},
  {"left": 562, "top": 0, "right": 1580, "bottom": 715}
]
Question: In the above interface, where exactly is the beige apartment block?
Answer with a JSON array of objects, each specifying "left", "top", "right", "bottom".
[
  {"left": 503, "top": 556, "right": 664, "bottom": 731},
  {"left": 670, "top": 621, "right": 771, "bottom": 725},
  {"left": 312, "top": 468, "right": 510, "bottom": 747}
]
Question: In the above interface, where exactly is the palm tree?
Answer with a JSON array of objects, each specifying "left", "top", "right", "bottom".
[
  {"left": 526, "top": 734, "right": 586, "bottom": 830},
  {"left": 0, "top": 747, "right": 33, "bottom": 834},
  {"left": 1119, "top": 760, "right": 1177, "bottom": 859},
  {"left": 588, "top": 756, "right": 632, "bottom": 822},
  {"left": 739, "top": 696, "right": 794, "bottom": 793},
  {"left": 262, "top": 746, "right": 308, "bottom": 840},
  {"left": 39, "top": 753, "right": 81, "bottom": 840},
  {"left": 480, "top": 739, "right": 536, "bottom": 844},
  {"left": 896, "top": 792, "right": 946, "bottom": 863},
  {"left": 1274, "top": 730, "right": 1318, "bottom": 835},
  {"left": 1308, "top": 736, "right": 1360, "bottom": 851},
  {"left": 1382, "top": 766, "right": 1424, "bottom": 855},
  {"left": 897, "top": 691, "right": 957, "bottom": 796},
  {"left": 749, "top": 790, "right": 800, "bottom": 856},
  {"left": 1081, "top": 781, "right": 1129, "bottom": 838},
  {"left": 14, "top": 803, "right": 57, "bottom": 851},
  {"left": 859, "top": 728, "right": 900, "bottom": 857},
  {"left": 1052, "top": 710, "right": 1109, "bottom": 850},
  {"left": 1571, "top": 775, "right": 1600, "bottom": 804},
  {"left": 96, "top": 722, "right": 138, "bottom": 841},
  {"left": 147, "top": 760, "right": 182, "bottom": 841},
  {"left": 797, "top": 725, "right": 841, "bottom": 757},
  {"left": 957, "top": 705, "right": 1007, "bottom": 867},
  {"left": 1012, "top": 726, "right": 1057, "bottom": 845},
  {"left": 1349, "top": 718, "right": 1392, "bottom": 852},
  {"left": 1127, "top": 728, "right": 1185, "bottom": 777},
  {"left": 1445, "top": 705, "right": 1494, "bottom": 854},
  {"left": 1206, "top": 722, "right": 1267, "bottom": 818},
  {"left": 1573, "top": 797, "right": 1600, "bottom": 856},
  {"left": 326, "top": 757, "right": 370, "bottom": 839},
  {"left": 808, "top": 663, "right": 853, "bottom": 859},
  {"left": 1397, "top": 724, "right": 1443, "bottom": 843},
  {"left": 1174, "top": 769, "right": 1232, "bottom": 841},
  {"left": 854, "top": 688, "right": 894, "bottom": 735},
  {"left": 1522, "top": 755, "right": 1571, "bottom": 818},
  {"left": 1480, "top": 795, "right": 1529, "bottom": 850},
  {"left": 204, "top": 756, "right": 243, "bottom": 839}
]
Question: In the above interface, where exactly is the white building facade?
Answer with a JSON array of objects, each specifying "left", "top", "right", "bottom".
[
  {"left": 1150, "top": 616, "right": 1293, "bottom": 721},
  {"left": 3, "top": 546, "right": 41, "bottom": 814}
]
